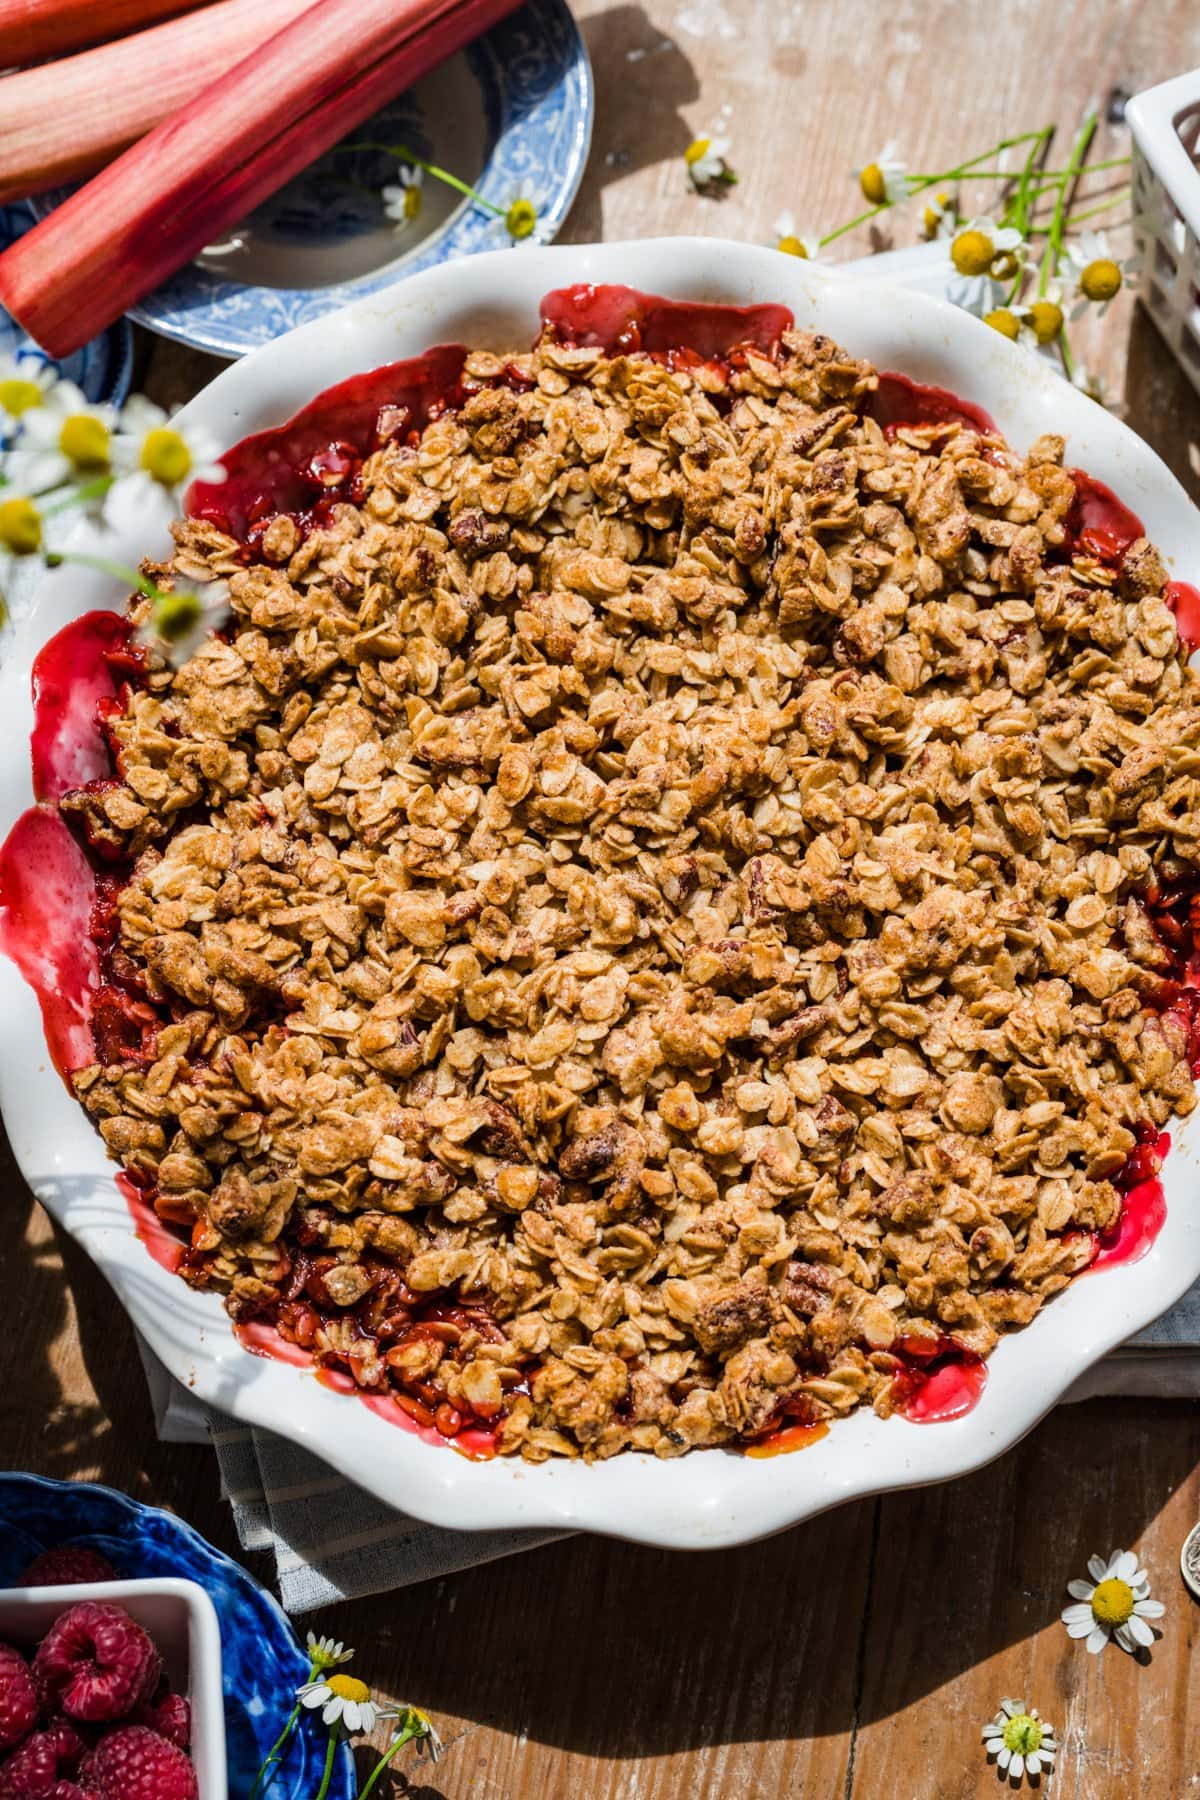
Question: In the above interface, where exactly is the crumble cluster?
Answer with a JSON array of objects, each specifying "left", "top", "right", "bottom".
[{"left": 69, "top": 326, "right": 1200, "bottom": 1459}]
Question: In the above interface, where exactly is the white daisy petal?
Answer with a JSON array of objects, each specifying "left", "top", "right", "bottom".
[
  {"left": 1011, "top": 1753, "right": 1025, "bottom": 1779},
  {"left": 1114, "top": 1622, "right": 1137, "bottom": 1654},
  {"left": 998, "top": 1747, "right": 1012, "bottom": 1772},
  {"left": 1087, "top": 1554, "right": 1109, "bottom": 1582},
  {"left": 1066, "top": 1579, "right": 1095, "bottom": 1601},
  {"left": 1112, "top": 1550, "right": 1138, "bottom": 1582},
  {"left": 1135, "top": 1598, "right": 1165, "bottom": 1619},
  {"left": 1086, "top": 1624, "right": 1110, "bottom": 1653},
  {"left": 1062, "top": 1603, "right": 1093, "bottom": 1627},
  {"left": 1126, "top": 1614, "right": 1155, "bottom": 1647},
  {"left": 1026, "top": 1752, "right": 1042, "bottom": 1777}
]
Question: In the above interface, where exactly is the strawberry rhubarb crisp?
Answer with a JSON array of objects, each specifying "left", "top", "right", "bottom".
[{"left": 66, "top": 321, "right": 1200, "bottom": 1459}]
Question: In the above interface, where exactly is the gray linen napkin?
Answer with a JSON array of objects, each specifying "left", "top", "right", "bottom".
[{"left": 137, "top": 1273, "right": 1200, "bottom": 1615}]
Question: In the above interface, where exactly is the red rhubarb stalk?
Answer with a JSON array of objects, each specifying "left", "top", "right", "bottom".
[
  {"left": 0, "top": 0, "right": 206, "bottom": 64},
  {"left": 0, "top": 0, "right": 319, "bottom": 203},
  {"left": 0, "top": 0, "right": 522, "bottom": 357}
]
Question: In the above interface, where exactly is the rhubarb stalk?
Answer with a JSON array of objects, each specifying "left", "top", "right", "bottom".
[
  {"left": 0, "top": 0, "right": 319, "bottom": 203},
  {"left": 0, "top": 0, "right": 523, "bottom": 357},
  {"left": 0, "top": 0, "right": 206, "bottom": 65}
]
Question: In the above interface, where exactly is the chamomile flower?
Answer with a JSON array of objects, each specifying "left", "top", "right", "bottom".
[
  {"left": 948, "top": 216, "right": 1025, "bottom": 280},
  {"left": 406, "top": 1706, "right": 443, "bottom": 1762},
  {"left": 982, "top": 1700, "right": 1057, "bottom": 1785},
  {"left": 855, "top": 140, "right": 908, "bottom": 206},
  {"left": 106, "top": 398, "right": 226, "bottom": 533},
  {"left": 772, "top": 212, "right": 823, "bottom": 260},
  {"left": 305, "top": 1633, "right": 354, "bottom": 1672},
  {"left": 382, "top": 165, "right": 424, "bottom": 233},
  {"left": 1062, "top": 229, "right": 1142, "bottom": 317},
  {"left": 1070, "top": 362, "right": 1108, "bottom": 406},
  {"left": 948, "top": 271, "right": 1007, "bottom": 320},
  {"left": 11, "top": 381, "right": 115, "bottom": 494},
  {"left": 684, "top": 132, "right": 734, "bottom": 190},
  {"left": 0, "top": 351, "right": 59, "bottom": 424},
  {"left": 138, "top": 576, "right": 232, "bottom": 667},
  {"left": 1061, "top": 1548, "right": 1165, "bottom": 1655},
  {"left": 921, "top": 190, "right": 956, "bottom": 240},
  {"left": 297, "top": 1671, "right": 395, "bottom": 1735},
  {"left": 500, "top": 187, "right": 547, "bottom": 244},
  {"left": 0, "top": 495, "right": 44, "bottom": 577}
]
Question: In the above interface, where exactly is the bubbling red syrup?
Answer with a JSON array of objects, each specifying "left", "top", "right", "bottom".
[
  {"left": 864, "top": 373, "right": 996, "bottom": 437},
  {"left": 0, "top": 805, "right": 101, "bottom": 1076},
  {"left": 890, "top": 1333, "right": 988, "bottom": 1424},
  {"left": 1062, "top": 469, "right": 1145, "bottom": 564},
  {"left": 1166, "top": 582, "right": 1200, "bottom": 655},
  {"left": 539, "top": 282, "right": 793, "bottom": 360},
  {"left": 30, "top": 610, "right": 135, "bottom": 803}
]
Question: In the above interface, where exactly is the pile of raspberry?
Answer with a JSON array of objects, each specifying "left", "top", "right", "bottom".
[{"left": 0, "top": 1547, "right": 196, "bottom": 1800}]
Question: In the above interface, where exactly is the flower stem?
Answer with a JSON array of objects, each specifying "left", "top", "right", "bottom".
[
  {"left": 357, "top": 1721, "right": 420, "bottom": 1798},
  {"left": 820, "top": 128, "right": 1054, "bottom": 247},
  {"left": 45, "top": 547, "right": 170, "bottom": 602},
  {"left": 248, "top": 1693, "right": 307, "bottom": 1800},
  {"left": 37, "top": 473, "right": 113, "bottom": 516},
  {"left": 1040, "top": 111, "right": 1097, "bottom": 296},
  {"left": 1064, "top": 186, "right": 1131, "bottom": 227},
  {"left": 340, "top": 140, "right": 505, "bottom": 218},
  {"left": 313, "top": 1728, "right": 339, "bottom": 1800}
]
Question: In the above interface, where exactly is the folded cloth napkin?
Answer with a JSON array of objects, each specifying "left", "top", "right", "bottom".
[{"left": 138, "top": 1269, "right": 1200, "bottom": 1614}]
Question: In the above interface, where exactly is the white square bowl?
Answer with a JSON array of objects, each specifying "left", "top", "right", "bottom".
[{"left": 0, "top": 1577, "right": 225, "bottom": 1798}]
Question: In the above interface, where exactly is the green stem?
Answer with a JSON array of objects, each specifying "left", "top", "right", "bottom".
[
  {"left": 249, "top": 1682, "right": 310, "bottom": 1800},
  {"left": 47, "top": 548, "right": 170, "bottom": 602},
  {"left": 37, "top": 473, "right": 113, "bottom": 516},
  {"left": 357, "top": 1722, "right": 419, "bottom": 1799},
  {"left": 819, "top": 128, "right": 1053, "bottom": 246},
  {"left": 1041, "top": 110, "right": 1097, "bottom": 296},
  {"left": 1058, "top": 332, "right": 1077, "bottom": 381},
  {"left": 337, "top": 140, "right": 505, "bottom": 218},
  {"left": 313, "top": 1728, "right": 339, "bottom": 1800},
  {"left": 1064, "top": 186, "right": 1131, "bottom": 227}
]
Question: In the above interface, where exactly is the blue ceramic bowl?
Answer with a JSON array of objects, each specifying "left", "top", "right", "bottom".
[{"left": 0, "top": 1474, "right": 354, "bottom": 1799}]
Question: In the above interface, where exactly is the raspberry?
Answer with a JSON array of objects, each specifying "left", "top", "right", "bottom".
[
  {"left": 18, "top": 1549, "right": 117, "bottom": 1590},
  {"left": 49, "top": 1788, "right": 87, "bottom": 1800},
  {"left": 0, "top": 1731, "right": 59, "bottom": 1796},
  {"left": 33, "top": 1605, "right": 160, "bottom": 1724},
  {"left": 0, "top": 1648, "right": 37, "bottom": 1752},
  {"left": 38, "top": 1726, "right": 83, "bottom": 1778},
  {"left": 132, "top": 1691, "right": 190, "bottom": 1748},
  {"left": 81, "top": 1727, "right": 197, "bottom": 1800}
]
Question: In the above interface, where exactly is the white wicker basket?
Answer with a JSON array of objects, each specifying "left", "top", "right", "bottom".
[{"left": 1128, "top": 70, "right": 1200, "bottom": 390}]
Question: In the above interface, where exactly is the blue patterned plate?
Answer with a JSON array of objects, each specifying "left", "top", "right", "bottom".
[
  {"left": 0, "top": 1475, "right": 353, "bottom": 1800},
  {"left": 0, "top": 204, "right": 134, "bottom": 405},
  {"left": 32, "top": 0, "right": 591, "bottom": 360}
]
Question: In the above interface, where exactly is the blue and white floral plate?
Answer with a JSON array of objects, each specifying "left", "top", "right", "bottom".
[
  {"left": 0, "top": 1475, "right": 354, "bottom": 1799},
  {"left": 32, "top": 0, "right": 591, "bottom": 360},
  {"left": 0, "top": 205, "right": 134, "bottom": 405}
]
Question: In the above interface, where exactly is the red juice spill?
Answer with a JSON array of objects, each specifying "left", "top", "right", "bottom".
[
  {"left": 0, "top": 806, "right": 99, "bottom": 1075},
  {"left": 117, "top": 1172, "right": 185, "bottom": 1274},
  {"left": 539, "top": 282, "right": 793, "bottom": 359},
  {"left": 188, "top": 342, "right": 469, "bottom": 541},
  {"left": 1166, "top": 581, "right": 1200, "bottom": 654},
  {"left": 30, "top": 610, "right": 134, "bottom": 803},
  {"left": 864, "top": 372, "right": 996, "bottom": 436},
  {"left": 1062, "top": 469, "right": 1145, "bottom": 564},
  {"left": 891, "top": 1333, "right": 988, "bottom": 1423},
  {"left": 744, "top": 1420, "right": 830, "bottom": 1459},
  {"left": 236, "top": 1316, "right": 501, "bottom": 1458}
]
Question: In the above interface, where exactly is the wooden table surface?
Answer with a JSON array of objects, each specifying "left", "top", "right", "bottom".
[{"left": 9, "top": 2, "right": 1200, "bottom": 1795}]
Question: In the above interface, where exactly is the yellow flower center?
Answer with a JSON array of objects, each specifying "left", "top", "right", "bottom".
[
  {"left": 922, "top": 193, "right": 949, "bottom": 239},
  {"left": 1080, "top": 257, "right": 1122, "bottom": 303},
  {"left": 153, "top": 591, "right": 203, "bottom": 643},
  {"left": 0, "top": 377, "right": 43, "bottom": 417},
  {"left": 140, "top": 426, "right": 192, "bottom": 486},
  {"left": 777, "top": 234, "right": 807, "bottom": 258},
  {"left": 505, "top": 198, "right": 538, "bottom": 241},
  {"left": 0, "top": 496, "right": 42, "bottom": 555},
  {"left": 1028, "top": 300, "right": 1064, "bottom": 344},
  {"left": 1002, "top": 1714, "right": 1044, "bottom": 1757},
  {"left": 991, "top": 250, "right": 1020, "bottom": 282},
  {"left": 403, "top": 185, "right": 422, "bottom": 221},
  {"left": 859, "top": 161, "right": 886, "bottom": 205},
  {"left": 951, "top": 228, "right": 995, "bottom": 277},
  {"left": 684, "top": 137, "right": 711, "bottom": 167},
  {"left": 59, "top": 413, "right": 111, "bottom": 469},
  {"left": 983, "top": 308, "right": 1021, "bottom": 340},
  {"left": 327, "top": 1674, "right": 371, "bottom": 1704},
  {"left": 1091, "top": 1577, "right": 1135, "bottom": 1625}
]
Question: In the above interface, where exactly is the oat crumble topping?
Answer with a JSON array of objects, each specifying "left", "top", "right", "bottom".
[{"left": 67, "top": 326, "right": 1200, "bottom": 1460}]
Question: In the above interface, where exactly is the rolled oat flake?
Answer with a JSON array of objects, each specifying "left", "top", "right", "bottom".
[{"left": 1181, "top": 1522, "right": 1200, "bottom": 1601}]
